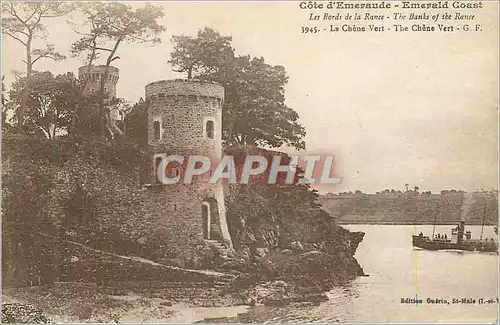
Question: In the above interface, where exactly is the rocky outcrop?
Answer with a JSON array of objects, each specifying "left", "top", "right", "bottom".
[
  {"left": 241, "top": 281, "right": 328, "bottom": 306},
  {"left": 348, "top": 231, "right": 365, "bottom": 255},
  {"left": 1, "top": 303, "right": 50, "bottom": 323},
  {"left": 217, "top": 224, "right": 366, "bottom": 304}
]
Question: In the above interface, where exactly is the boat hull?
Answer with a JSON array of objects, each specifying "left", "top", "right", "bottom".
[{"left": 412, "top": 235, "right": 498, "bottom": 253}]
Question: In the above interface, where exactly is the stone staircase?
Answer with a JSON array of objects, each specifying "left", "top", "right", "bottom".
[{"left": 205, "top": 239, "right": 233, "bottom": 261}]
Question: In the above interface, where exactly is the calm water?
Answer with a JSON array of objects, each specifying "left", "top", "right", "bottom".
[{"left": 237, "top": 225, "right": 499, "bottom": 323}]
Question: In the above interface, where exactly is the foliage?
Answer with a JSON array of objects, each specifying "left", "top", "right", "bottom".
[
  {"left": 2, "top": 11, "right": 364, "bottom": 288},
  {"left": 9, "top": 71, "right": 79, "bottom": 138},
  {"left": 1, "top": 3, "right": 70, "bottom": 64},
  {"left": 2, "top": 135, "right": 148, "bottom": 286},
  {"left": 169, "top": 27, "right": 234, "bottom": 79},
  {"left": 2, "top": 137, "right": 58, "bottom": 286},
  {"left": 70, "top": 2, "right": 165, "bottom": 139},
  {"left": 169, "top": 27, "right": 306, "bottom": 150},
  {"left": 123, "top": 98, "right": 149, "bottom": 149},
  {"left": 2, "top": 2, "right": 71, "bottom": 132},
  {"left": 224, "top": 146, "right": 333, "bottom": 250}
]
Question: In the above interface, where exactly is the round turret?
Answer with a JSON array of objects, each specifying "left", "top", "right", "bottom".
[
  {"left": 78, "top": 65, "right": 120, "bottom": 120},
  {"left": 144, "top": 79, "right": 232, "bottom": 249},
  {"left": 146, "top": 79, "right": 224, "bottom": 159}
]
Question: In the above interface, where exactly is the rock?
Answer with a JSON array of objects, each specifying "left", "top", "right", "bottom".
[
  {"left": 244, "top": 281, "right": 291, "bottom": 305},
  {"left": 255, "top": 247, "right": 268, "bottom": 257},
  {"left": 272, "top": 280, "right": 289, "bottom": 288},
  {"left": 70, "top": 256, "right": 79, "bottom": 263},
  {"left": 253, "top": 255, "right": 277, "bottom": 279},
  {"left": 349, "top": 231, "right": 365, "bottom": 254},
  {"left": 1, "top": 303, "right": 50, "bottom": 323},
  {"left": 300, "top": 250, "right": 324, "bottom": 259},
  {"left": 220, "top": 259, "right": 253, "bottom": 273},
  {"left": 160, "top": 301, "right": 173, "bottom": 307},
  {"left": 75, "top": 304, "right": 93, "bottom": 320},
  {"left": 280, "top": 249, "right": 293, "bottom": 255},
  {"left": 224, "top": 248, "right": 237, "bottom": 258},
  {"left": 289, "top": 241, "right": 304, "bottom": 252}
]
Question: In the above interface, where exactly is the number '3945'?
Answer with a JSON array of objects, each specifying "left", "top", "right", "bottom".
[{"left": 302, "top": 26, "right": 319, "bottom": 33}]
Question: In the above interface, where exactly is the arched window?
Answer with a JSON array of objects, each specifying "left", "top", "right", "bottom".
[
  {"left": 206, "top": 120, "right": 215, "bottom": 139},
  {"left": 153, "top": 121, "right": 161, "bottom": 140}
]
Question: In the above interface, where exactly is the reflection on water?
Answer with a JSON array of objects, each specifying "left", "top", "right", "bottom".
[{"left": 231, "top": 225, "right": 499, "bottom": 323}]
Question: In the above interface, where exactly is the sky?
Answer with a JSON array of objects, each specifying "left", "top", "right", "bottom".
[{"left": 2, "top": 1, "right": 499, "bottom": 194}]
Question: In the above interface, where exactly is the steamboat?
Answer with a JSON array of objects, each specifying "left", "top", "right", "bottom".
[{"left": 412, "top": 206, "right": 498, "bottom": 253}]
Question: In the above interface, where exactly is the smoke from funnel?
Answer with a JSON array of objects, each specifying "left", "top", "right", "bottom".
[{"left": 461, "top": 192, "right": 475, "bottom": 221}]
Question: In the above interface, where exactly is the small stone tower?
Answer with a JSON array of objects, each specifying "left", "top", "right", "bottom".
[
  {"left": 78, "top": 65, "right": 121, "bottom": 121},
  {"left": 145, "top": 79, "right": 233, "bottom": 249}
]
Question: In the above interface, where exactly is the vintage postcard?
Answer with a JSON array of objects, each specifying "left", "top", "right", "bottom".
[{"left": 1, "top": 0, "right": 498, "bottom": 323}]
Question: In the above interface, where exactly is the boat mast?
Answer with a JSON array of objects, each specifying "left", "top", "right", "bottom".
[
  {"left": 480, "top": 205, "right": 486, "bottom": 240},
  {"left": 432, "top": 205, "right": 438, "bottom": 239}
]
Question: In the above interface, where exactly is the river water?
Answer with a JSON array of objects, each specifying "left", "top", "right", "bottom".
[{"left": 227, "top": 225, "right": 499, "bottom": 323}]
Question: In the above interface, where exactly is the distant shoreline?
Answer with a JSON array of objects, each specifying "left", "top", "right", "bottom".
[{"left": 338, "top": 221, "right": 498, "bottom": 226}]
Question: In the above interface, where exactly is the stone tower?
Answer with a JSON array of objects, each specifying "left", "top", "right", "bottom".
[
  {"left": 145, "top": 79, "right": 233, "bottom": 249},
  {"left": 78, "top": 65, "right": 121, "bottom": 121}
]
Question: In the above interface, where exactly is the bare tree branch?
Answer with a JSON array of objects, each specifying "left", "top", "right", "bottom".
[{"left": 3, "top": 31, "right": 27, "bottom": 46}]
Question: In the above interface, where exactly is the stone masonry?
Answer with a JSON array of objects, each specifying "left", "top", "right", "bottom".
[
  {"left": 145, "top": 79, "right": 233, "bottom": 250},
  {"left": 78, "top": 65, "right": 121, "bottom": 121}
]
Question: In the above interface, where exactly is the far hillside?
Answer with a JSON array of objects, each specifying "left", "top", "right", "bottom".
[{"left": 319, "top": 190, "right": 498, "bottom": 225}]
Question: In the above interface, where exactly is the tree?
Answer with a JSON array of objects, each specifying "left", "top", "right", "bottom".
[
  {"left": 169, "top": 27, "right": 306, "bottom": 150},
  {"left": 71, "top": 2, "right": 165, "bottom": 139},
  {"left": 169, "top": 27, "right": 234, "bottom": 79},
  {"left": 123, "top": 98, "right": 149, "bottom": 149},
  {"left": 10, "top": 71, "right": 79, "bottom": 139},
  {"left": 224, "top": 147, "right": 331, "bottom": 249},
  {"left": 2, "top": 2, "right": 71, "bottom": 133}
]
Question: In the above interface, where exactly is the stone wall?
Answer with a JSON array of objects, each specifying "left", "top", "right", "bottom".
[
  {"left": 78, "top": 65, "right": 120, "bottom": 120},
  {"left": 42, "top": 157, "right": 225, "bottom": 265},
  {"left": 145, "top": 79, "right": 232, "bottom": 250},
  {"left": 145, "top": 79, "right": 223, "bottom": 158},
  {"left": 78, "top": 65, "right": 119, "bottom": 97},
  {"left": 137, "top": 183, "right": 232, "bottom": 256}
]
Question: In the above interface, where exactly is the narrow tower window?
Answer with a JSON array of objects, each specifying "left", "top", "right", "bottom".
[
  {"left": 206, "top": 120, "right": 215, "bottom": 139},
  {"left": 153, "top": 121, "right": 161, "bottom": 140}
]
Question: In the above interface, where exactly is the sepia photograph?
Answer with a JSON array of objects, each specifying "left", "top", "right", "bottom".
[{"left": 1, "top": 0, "right": 498, "bottom": 323}]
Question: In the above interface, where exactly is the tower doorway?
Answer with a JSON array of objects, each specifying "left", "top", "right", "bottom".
[{"left": 201, "top": 198, "right": 222, "bottom": 241}]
